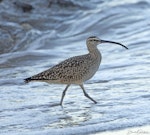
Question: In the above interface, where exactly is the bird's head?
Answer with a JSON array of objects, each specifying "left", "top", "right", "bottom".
[
  {"left": 86, "top": 36, "right": 128, "bottom": 51},
  {"left": 86, "top": 36, "right": 101, "bottom": 46}
]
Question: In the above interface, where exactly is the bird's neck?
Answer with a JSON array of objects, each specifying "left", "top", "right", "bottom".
[
  {"left": 89, "top": 48, "right": 101, "bottom": 58},
  {"left": 86, "top": 43, "right": 101, "bottom": 59},
  {"left": 87, "top": 42, "right": 99, "bottom": 52},
  {"left": 87, "top": 43, "right": 99, "bottom": 54}
]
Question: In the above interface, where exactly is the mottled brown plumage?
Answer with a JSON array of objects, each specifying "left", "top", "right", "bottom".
[{"left": 25, "top": 36, "right": 128, "bottom": 105}]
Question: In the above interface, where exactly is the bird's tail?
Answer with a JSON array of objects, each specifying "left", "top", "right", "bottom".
[{"left": 24, "top": 77, "right": 31, "bottom": 83}]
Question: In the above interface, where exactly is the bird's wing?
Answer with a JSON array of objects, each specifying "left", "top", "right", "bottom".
[{"left": 25, "top": 54, "right": 91, "bottom": 83}]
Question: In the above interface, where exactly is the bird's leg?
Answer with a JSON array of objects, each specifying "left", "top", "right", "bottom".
[
  {"left": 60, "top": 84, "right": 70, "bottom": 106},
  {"left": 80, "top": 84, "right": 97, "bottom": 104}
]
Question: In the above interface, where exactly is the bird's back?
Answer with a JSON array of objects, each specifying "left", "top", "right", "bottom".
[{"left": 25, "top": 51, "right": 101, "bottom": 84}]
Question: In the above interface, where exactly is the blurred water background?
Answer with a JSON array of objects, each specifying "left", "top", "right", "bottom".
[{"left": 0, "top": 0, "right": 150, "bottom": 135}]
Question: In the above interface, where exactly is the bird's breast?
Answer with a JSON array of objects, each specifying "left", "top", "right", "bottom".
[{"left": 82, "top": 50, "right": 102, "bottom": 81}]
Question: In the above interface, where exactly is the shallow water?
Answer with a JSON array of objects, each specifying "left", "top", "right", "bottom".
[{"left": 0, "top": 0, "right": 150, "bottom": 135}]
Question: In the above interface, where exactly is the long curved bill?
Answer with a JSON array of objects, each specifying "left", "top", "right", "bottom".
[{"left": 101, "top": 40, "right": 128, "bottom": 49}]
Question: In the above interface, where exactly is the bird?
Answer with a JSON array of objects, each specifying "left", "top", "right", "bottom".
[{"left": 25, "top": 36, "right": 128, "bottom": 106}]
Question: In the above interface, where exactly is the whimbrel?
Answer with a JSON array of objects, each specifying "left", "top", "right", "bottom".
[{"left": 25, "top": 36, "right": 128, "bottom": 105}]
